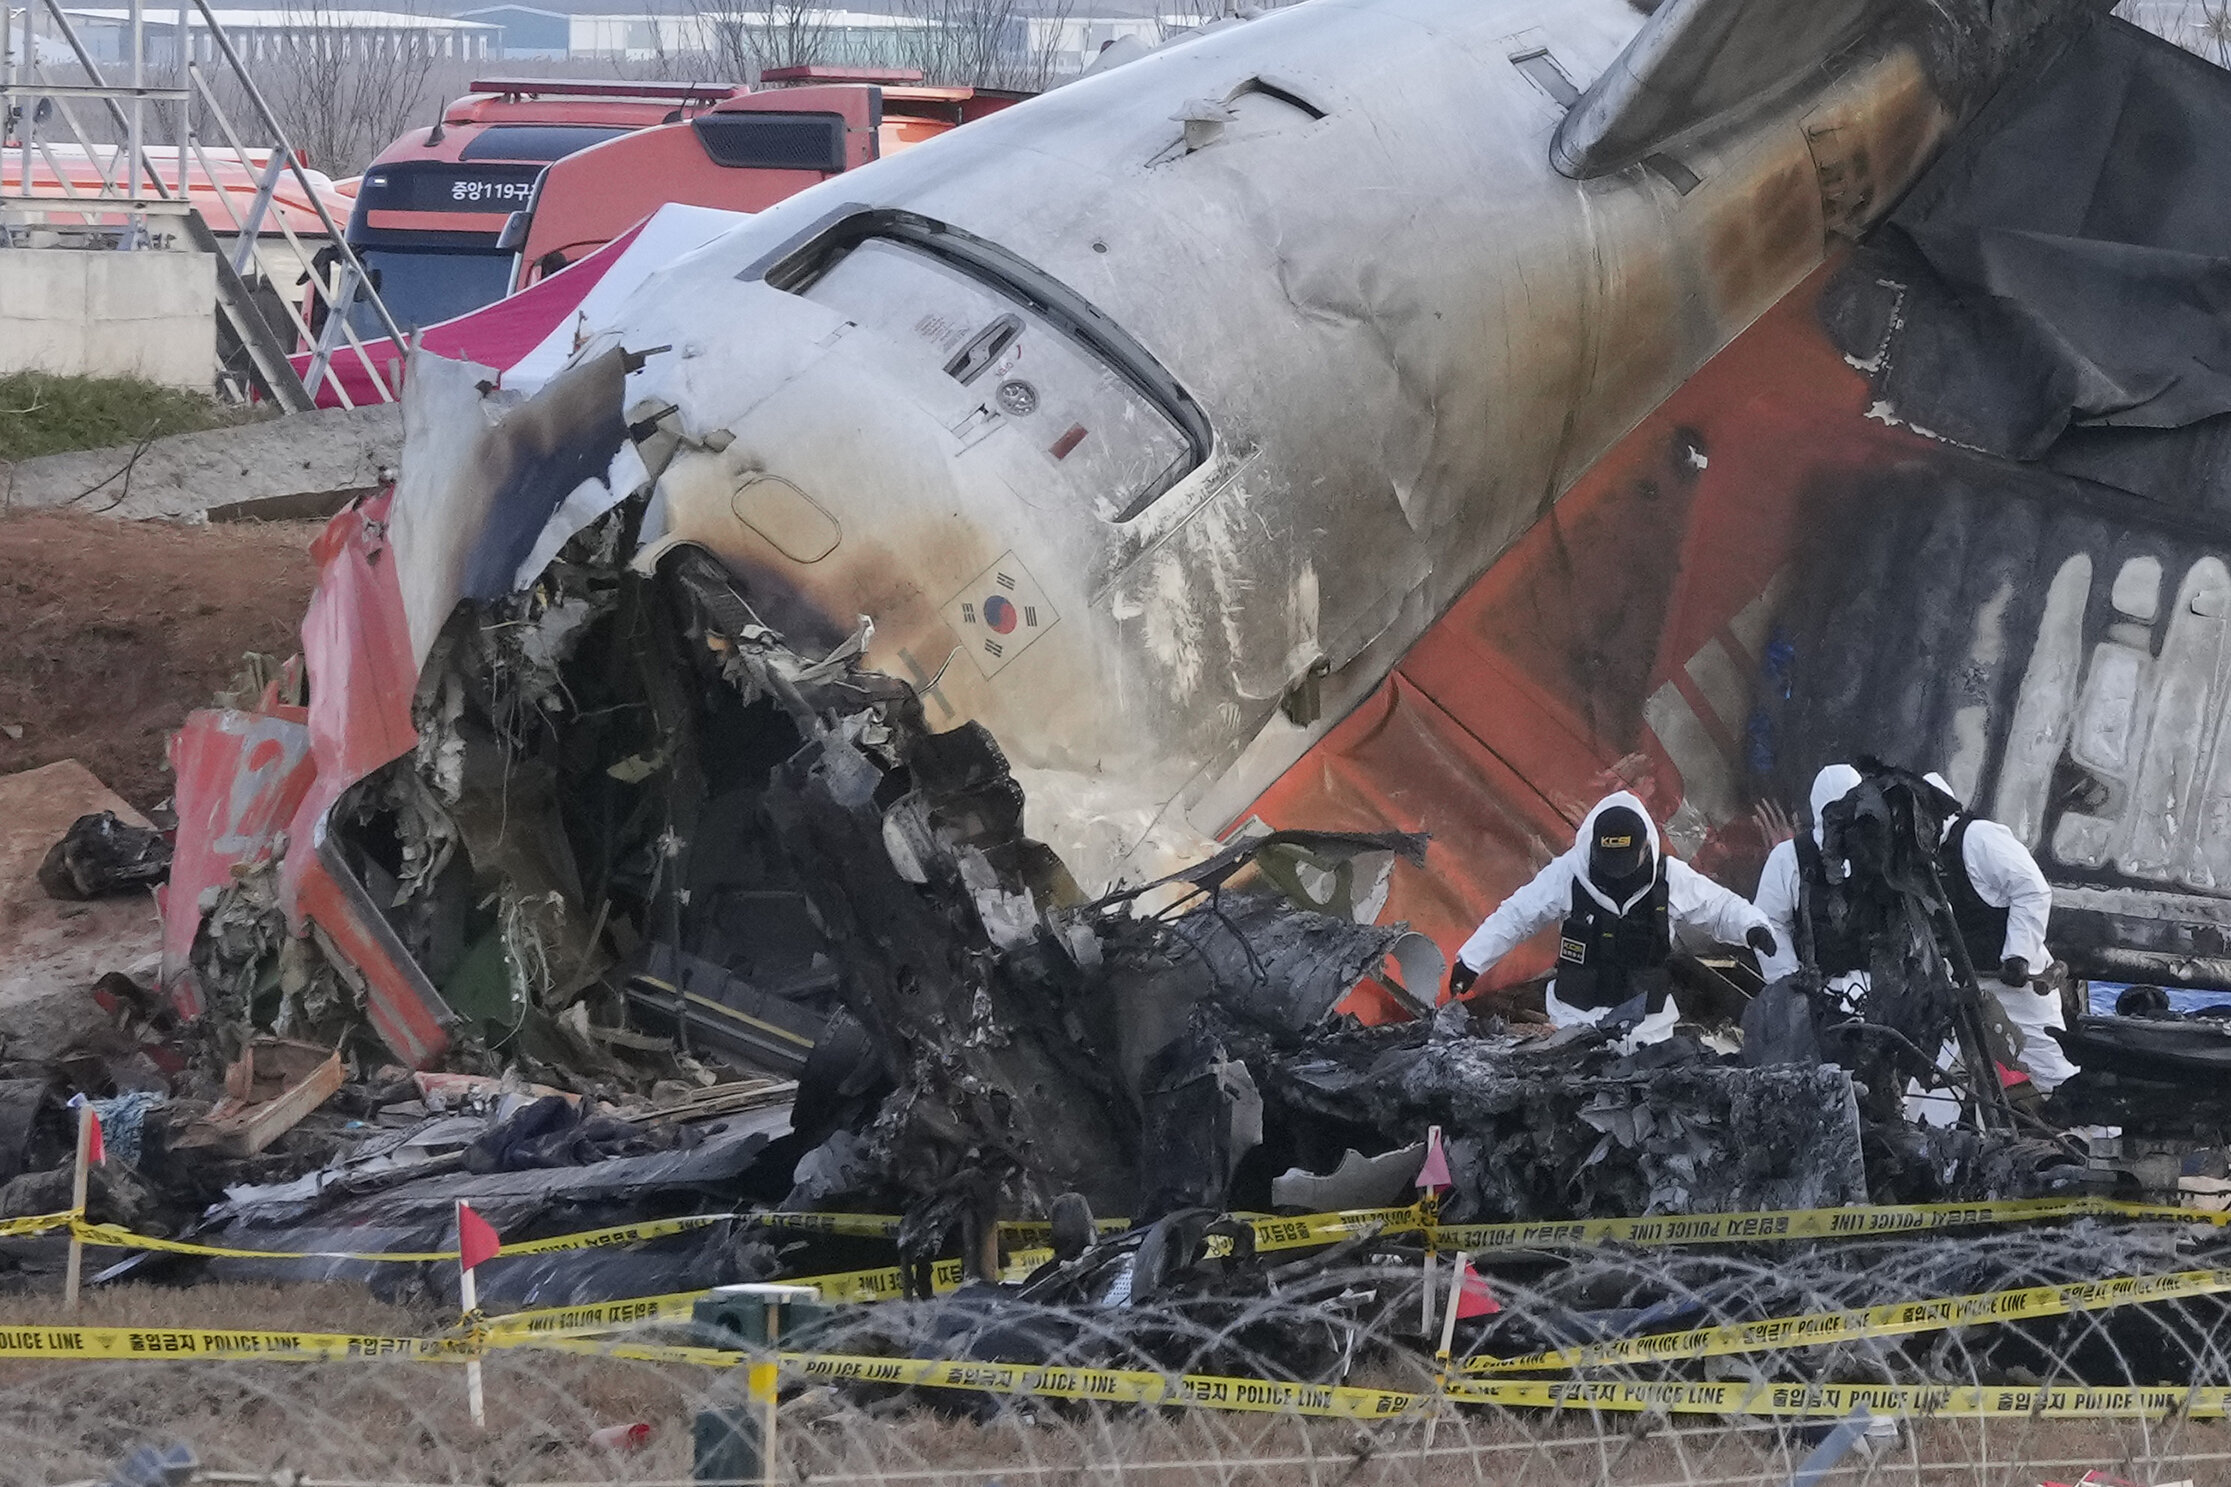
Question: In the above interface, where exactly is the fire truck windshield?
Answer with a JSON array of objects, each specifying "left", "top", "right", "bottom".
[{"left": 348, "top": 246, "right": 518, "bottom": 335}]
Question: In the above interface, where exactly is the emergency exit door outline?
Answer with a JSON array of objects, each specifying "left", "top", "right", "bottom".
[{"left": 945, "top": 550, "right": 1058, "bottom": 678}]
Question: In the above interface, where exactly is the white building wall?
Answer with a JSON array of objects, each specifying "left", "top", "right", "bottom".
[{"left": 0, "top": 246, "right": 216, "bottom": 388}]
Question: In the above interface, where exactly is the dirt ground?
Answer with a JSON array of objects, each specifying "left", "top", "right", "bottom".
[{"left": 0, "top": 513, "right": 320, "bottom": 811}]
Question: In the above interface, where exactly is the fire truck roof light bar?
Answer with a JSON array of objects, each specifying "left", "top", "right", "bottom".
[{"left": 466, "top": 79, "right": 745, "bottom": 102}]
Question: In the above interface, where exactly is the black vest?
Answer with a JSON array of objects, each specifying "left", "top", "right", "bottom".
[
  {"left": 1555, "top": 872, "right": 1672, "bottom": 1012},
  {"left": 1939, "top": 816, "right": 2010, "bottom": 974},
  {"left": 1792, "top": 834, "right": 1867, "bottom": 976}
]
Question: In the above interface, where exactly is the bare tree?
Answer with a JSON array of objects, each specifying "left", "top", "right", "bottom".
[
  {"left": 614, "top": 0, "right": 709, "bottom": 81},
  {"left": 702, "top": 0, "right": 833, "bottom": 81},
  {"left": 2118, "top": 0, "right": 2231, "bottom": 65},
  {"left": 1155, "top": 0, "right": 1225, "bottom": 43},
  {"left": 900, "top": 0, "right": 1076, "bottom": 90},
  {"left": 2202, "top": 0, "right": 2231, "bottom": 64},
  {"left": 1014, "top": 0, "right": 1081, "bottom": 90},
  {"left": 219, "top": 0, "right": 442, "bottom": 173}
]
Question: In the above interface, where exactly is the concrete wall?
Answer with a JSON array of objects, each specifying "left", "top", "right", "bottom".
[
  {"left": 0, "top": 247, "right": 215, "bottom": 389},
  {"left": 1, "top": 400, "right": 402, "bottom": 522}
]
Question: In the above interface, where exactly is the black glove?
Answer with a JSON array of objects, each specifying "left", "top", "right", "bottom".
[
  {"left": 1448, "top": 961, "right": 1479, "bottom": 999},
  {"left": 2000, "top": 955, "right": 2030, "bottom": 985},
  {"left": 1746, "top": 926, "right": 1777, "bottom": 958}
]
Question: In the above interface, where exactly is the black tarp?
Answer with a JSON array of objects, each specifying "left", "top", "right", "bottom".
[{"left": 1826, "top": 17, "right": 2231, "bottom": 502}]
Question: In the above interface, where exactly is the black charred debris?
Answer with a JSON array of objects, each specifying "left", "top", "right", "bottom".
[
  {"left": 38, "top": 812, "right": 172, "bottom": 902},
  {"left": 6, "top": 510, "right": 2208, "bottom": 1395}
]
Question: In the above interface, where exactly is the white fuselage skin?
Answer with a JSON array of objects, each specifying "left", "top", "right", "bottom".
[{"left": 584, "top": 0, "right": 1953, "bottom": 892}]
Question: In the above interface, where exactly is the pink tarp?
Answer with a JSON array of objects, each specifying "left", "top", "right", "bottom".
[{"left": 296, "top": 204, "right": 746, "bottom": 407}]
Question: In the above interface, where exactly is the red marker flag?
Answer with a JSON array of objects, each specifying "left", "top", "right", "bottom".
[
  {"left": 1414, "top": 1124, "right": 1451, "bottom": 1193},
  {"left": 457, "top": 1201, "right": 501, "bottom": 1271},
  {"left": 1454, "top": 1259, "right": 1500, "bottom": 1318},
  {"left": 68, "top": 1097, "right": 105, "bottom": 1166}
]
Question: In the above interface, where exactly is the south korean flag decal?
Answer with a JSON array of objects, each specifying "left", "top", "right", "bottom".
[{"left": 944, "top": 551, "right": 1058, "bottom": 679}]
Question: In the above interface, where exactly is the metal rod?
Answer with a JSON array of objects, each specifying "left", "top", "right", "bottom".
[
  {"left": 459, "top": 1245, "right": 485, "bottom": 1429},
  {"left": 1434, "top": 1250, "right": 1466, "bottom": 1361},
  {"left": 0, "top": 80, "right": 189, "bottom": 96},
  {"left": 757, "top": 1306, "right": 781, "bottom": 1487},
  {"left": 10, "top": 0, "right": 29, "bottom": 208},
  {"left": 0, "top": 193, "right": 189, "bottom": 209},
  {"left": 127, "top": 0, "right": 143, "bottom": 243},
  {"left": 62, "top": 1102, "right": 92, "bottom": 1312},
  {"left": 228, "top": 138, "right": 283, "bottom": 270},
  {"left": 185, "top": 68, "right": 357, "bottom": 405},
  {"left": 185, "top": 0, "right": 409, "bottom": 351},
  {"left": 1924, "top": 856, "right": 2018, "bottom": 1133},
  {"left": 173, "top": 0, "right": 186, "bottom": 197},
  {"left": 3, "top": 2, "right": 14, "bottom": 207},
  {"left": 299, "top": 256, "right": 359, "bottom": 400},
  {"left": 189, "top": 158, "right": 326, "bottom": 392},
  {"left": 34, "top": 0, "right": 167, "bottom": 192}
]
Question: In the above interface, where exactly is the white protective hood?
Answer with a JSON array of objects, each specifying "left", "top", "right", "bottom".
[
  {"left": 1809, "top": 763, "right": 1863, "bottom": 845},
  {"left": 1573, "top": 789, "right": 1663, "bottom": 915}
]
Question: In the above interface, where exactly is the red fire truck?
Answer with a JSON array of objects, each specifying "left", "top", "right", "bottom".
[
  {"left": 342, "top": 78, "right": 743, "bottom": 337},
  {"left": 343, "top": 69, "right": 1019, "bottom": 336}
]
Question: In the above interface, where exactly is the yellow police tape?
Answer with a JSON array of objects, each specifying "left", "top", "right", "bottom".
[
  {"left": 758, "top": 1213, "right": 1130, "bottom": 1244},
  {"left": 739, "top": 1196, "right": 2218, "bottom": 1279},
  {"left": 6, "top": 1317, "right": 2231, "bottom": 1422},
  {"left": 21, "top": 1186, "right": 2231, "bottom": 1284},
  {"left": 29, "top": 1193, "right": 2226, "bottom": 1270},
  {"left": 757, "top": 1208, "right": 1392, "bottom": 1252},
  {"left": 1431, "top": 1195, "right": 2224, "bottom": 1251},
  {"left": 477, "top": 1217, "right": 1416, "bottom": 1341},
  {"left": 481, "top": 1249, "right": 1061, "bottom": 1341},
  {"left": 0, "top": 1210, "right": 77, "bottom": 1240},
  {"left": 479, "top": 1343, "right": 2231, "bottom": 1420},
  {"left": 40, "top": 1202, "right": 1389, "bottom": 1268},
  {"left": 0, "top": 1323, "right": 478, "bottom": 1362},
  {"left": 1464, "top": 1268, "right": 2231, "bottom": 1373},
  {"left": 63, "top": 1212, "right": 736, "bottom": 1264},
  {"left": 489, "top": 1260, "right": 2231, "bottom": 1372},
  {"left": 772, "top": 1353, "right": 2231, "bottom": 1420}
]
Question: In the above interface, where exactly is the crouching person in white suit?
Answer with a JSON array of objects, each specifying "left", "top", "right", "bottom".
[{"left": 1447, "top": 791, "right": 1776, "bottom": 1048}]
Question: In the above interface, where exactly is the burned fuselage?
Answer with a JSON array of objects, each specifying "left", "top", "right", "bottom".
[
  {"left": 166, "top": 0, "right": 2118, "bottom": 1166},
  {"left": 498, "top": 0, "right": 2091, "bottom": 893}
]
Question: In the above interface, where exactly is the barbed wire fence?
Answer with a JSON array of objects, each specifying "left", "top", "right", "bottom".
[{"left": 5, "top": 1208, "right": 2231, "bottom": 1487}]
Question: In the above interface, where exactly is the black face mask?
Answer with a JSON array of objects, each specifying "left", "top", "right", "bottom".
[{"left": 1587, "top": 806, "right": 1656, "bottom": 902}]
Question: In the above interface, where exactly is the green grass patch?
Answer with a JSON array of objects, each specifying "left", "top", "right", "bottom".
[{"left": 0, "top": 371, "right": 259, "bottom": 463}]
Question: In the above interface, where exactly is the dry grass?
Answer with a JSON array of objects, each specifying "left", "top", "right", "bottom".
[
  {"left": 0, "top": 1282, "right": 442, "bottom": 1335},
  {"left": 0, "top": 373, "right": 257, "bottom": 466}
]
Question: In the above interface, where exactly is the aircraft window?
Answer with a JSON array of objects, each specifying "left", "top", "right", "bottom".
[
  {"left": 1222, "top": 87, "right": 1318, "bottom": 141},
  {"left": 802, "top": 238, "right": 1196, "bottom": 519},
  {"left": 761, "top": 210, "right": 1210, "bottom": 521},
  {"left": 1511, "top": 48, "right": 1579, "bottom": 107},
  {"left": 1643, "top": 151, "right": 1701, "bottom": 194}
]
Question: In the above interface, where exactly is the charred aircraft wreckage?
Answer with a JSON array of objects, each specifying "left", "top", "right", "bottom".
[{"left": 124, "top": 0, "right": 2231, "bottom": 1369}]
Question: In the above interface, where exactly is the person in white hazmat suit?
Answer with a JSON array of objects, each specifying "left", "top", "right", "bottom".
[
  {"left": 1753, "top": 762, "right": 2076, "bottom": 1119},
  {"left": 1447, "top": 791, "right": 1777, "bottom": 1047},
  {"left": 1922, "top": 771, "right": 2079, "bottom": 1092},
  {"left": 1752, "top": 764, "right": 1866, "bottom": 1006}
]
